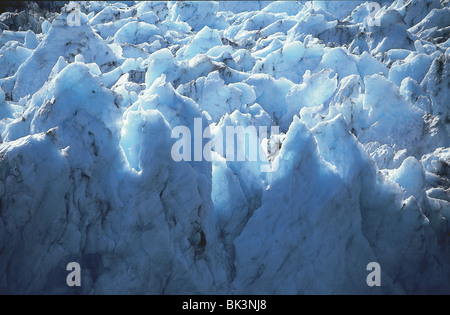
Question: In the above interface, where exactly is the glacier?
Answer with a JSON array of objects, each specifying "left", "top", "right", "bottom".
[{"left": 0, "top": 0, "right": 449, "bottom": 294}]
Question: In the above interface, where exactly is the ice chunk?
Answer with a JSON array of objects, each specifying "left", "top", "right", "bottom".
[
  {"left": 252, "top": 41, "right": 306, "bottom": 83},
  {"left": 136, "top": 1, "right": 170, "bottom": 21},
  {"left": 421, "top": 54, "right": 449, "bottom": 134},
  {"left": 251, "top": 38, "right": 284, "bottom": 58},
  {"left": 144, "top": 48, "right": 179, "bottom": 88},
  {"left": 12, "top": 13, "right": 120, "bottom": 101},
  {"left": 371, "top": 10, "right": 416, "bottom": 54},
  {"left": 94, "top": 17, "right": 135, "bottom": 39},
  {"left": 352, "top": 51, "right": 388, "bottom": 79},
  {"left": 219, "top": 1, "right": 269, "bottom": 13},
  {"left": 390, "top": 156, "right": 426, "bottom": 201},
  {"left": 262, "top": 1, "right": 304, "bottom": 15},
  {"left": 41, "top": 20, "right": 51, "bottom": 34},
  {"left": 0, "top": 41, "right": 33, "bottom": 78},
  {"left": 260, "top": 19, "right": 297, "bottom": 37},
  {"left": 180, "top": 26, "right": 223, "bottom": 59},
  {"left": 120, "top": 109, "right": 171, "bottom": 172},
  {"left": 313, "top": 115, "right": 372, "bottom": 184},
  {"left": 399, "top": 77, "right": 432, "bottom": 113},
  {"left": 287, "top": 11, "right": 338, "bottom": 42},
  {"left": 114, "top": 21, "right": 162, "bottom": 45},
  {"left": 0, "top": 130, "right": 71, "bottom": 294},
  {"left": 212, "top": 153, "right": 249, "bottom": 242},
  {"left": 24, "top": 62, "right": 122, "bottom": 171},
  {"left": 286, "top": 69, "right": 338, "bottom": 125},
  {"left": 232, "top": 49, "right": 257, "bottom": 72},
  {"left": 244, "top": 74, "right": 294, "bottom": 130},
  {"left": 233, "top": 117, "right": 377, "bottom": 294},
  {"left": 90, "top": 5, "right": 135, "bottom": 26},
  {"left": 170, "top": 1, "right": 225, "bottom": 31},
  {"left": 313, "top": 1, "right": 366, "bottom": 20},
  {"left": 176, "top": 70, "right": 254, "bottom": 122},
  {"left": 24, "top": 30, "right": 39, "bottom": 49},
  {"left": 394, "top": 0, "right": 441, "bottom": 28},
  {"left": 389, "top": 52, "right": 436, "bottom": 86},
  {"left": 0, "top": 87, "right": 17, "bottom": 122},
  {"left": 138, "top": 11, "right": 159, "bottom": 25},
  {"left": 100, "top": 57, "right": 143, "bottom": 88},
  {"left": 206, "top": 45, "right": 234, "bottom": 58},
  {"left": 317, "top": 47, "right": 359, "bottom": 80},
  {"left": 360, "top": 76, "right": 420, "bottom": 148}
]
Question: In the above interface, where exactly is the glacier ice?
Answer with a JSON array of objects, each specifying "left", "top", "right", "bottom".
[{"left": 0, "top": 1, "right": 449, "bottom": 294}]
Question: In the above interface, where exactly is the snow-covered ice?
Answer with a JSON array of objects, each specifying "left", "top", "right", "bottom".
[{"left": 0, "top": 1, "right": 449, "bottom": 294}]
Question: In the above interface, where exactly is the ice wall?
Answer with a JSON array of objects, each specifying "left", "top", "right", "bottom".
[{"left": 0, "top": 1, "right": 449, "bottom": 294}]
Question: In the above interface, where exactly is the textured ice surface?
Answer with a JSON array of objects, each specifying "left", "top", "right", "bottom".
[{"left": 0, "top": 1, "right": 449, "bottom": 294}]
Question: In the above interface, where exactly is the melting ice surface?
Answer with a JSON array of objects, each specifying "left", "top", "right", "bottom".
[{"left": 0, "top": 1, "right": 449, "bottom": 294}]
